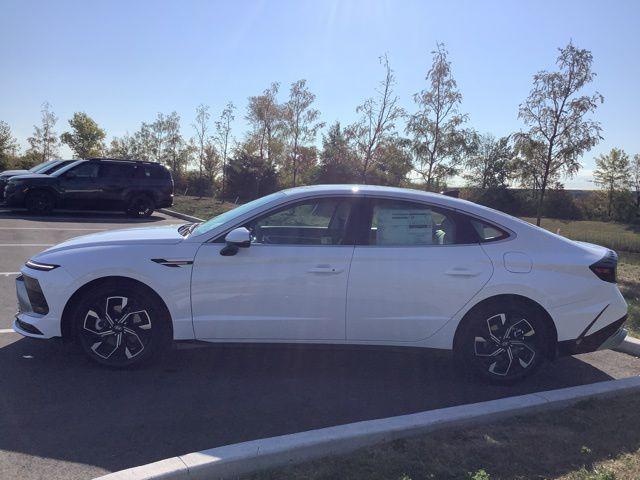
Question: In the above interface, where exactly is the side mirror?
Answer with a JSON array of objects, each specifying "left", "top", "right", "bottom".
[{"left": 220, "top": 227, "right": 251, "bottom": 256}]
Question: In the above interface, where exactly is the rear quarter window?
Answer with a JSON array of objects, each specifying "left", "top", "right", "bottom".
[{"left": 470, "top": 219, "right": 510, "bottom": 242}]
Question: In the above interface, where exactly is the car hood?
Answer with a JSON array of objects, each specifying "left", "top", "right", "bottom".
[
  {"left": 41, "top": 224, "right": 185, "bottom": 254},
  {"left": 8, "top": 173, "right": 51, "bottom": 181},
  {"left": 1, "top": 169, "right": 30, "bottom": 178}
]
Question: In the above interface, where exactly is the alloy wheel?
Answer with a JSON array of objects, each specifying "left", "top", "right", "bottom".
[
  {"left": 80, "top": 296, "right": 153, "bottom": 362},
  {"left": 473, "top": 313, "right": 538, "bottom": 377}
]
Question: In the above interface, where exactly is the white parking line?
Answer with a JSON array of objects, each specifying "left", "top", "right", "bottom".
[
  {"left": 0, "top": 244, "right": 54, "bottom": 247},
  {"left": 0, "top": 329, "right": 15, "bottom": 334},
  {"left": 0, "top": 272, "right": 20, "bottom": 276}
]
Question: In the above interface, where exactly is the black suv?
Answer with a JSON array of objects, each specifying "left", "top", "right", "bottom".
[{"left": 4, "top": 158, "right": 174, "bottom": 217}]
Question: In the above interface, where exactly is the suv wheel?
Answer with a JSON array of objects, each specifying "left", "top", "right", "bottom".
[
  {"left": 455, "top": 301, "right": 548, "bottom": 384},
  {"left": 71, "top": 281, "right": 171, "bottom": 367},
  {"left": 25, "top": 190, "right": 55, "bottom": 215},
  {"left": 126, "top": 194, "right": 154, "bottom": 217}
]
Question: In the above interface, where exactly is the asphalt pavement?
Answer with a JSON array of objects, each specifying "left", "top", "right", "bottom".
[{"left": 1, "top": 208, "right": 639, "bottom": 480}]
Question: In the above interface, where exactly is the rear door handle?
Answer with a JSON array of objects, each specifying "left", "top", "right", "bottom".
[
  {"left": 445, "top": 267, "right": 481, "bottom": 277},
  {"left": 308, "top": 265, "right": 343, "bottom": 274}
]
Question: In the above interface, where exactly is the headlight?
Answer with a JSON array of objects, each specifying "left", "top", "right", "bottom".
[{"left": 25, "top": 260, "right": 59, "bottom": 271}]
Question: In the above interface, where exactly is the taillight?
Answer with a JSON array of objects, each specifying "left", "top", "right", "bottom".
[{"left": 589, "top": 250, "right": 617, "bottom": 283}]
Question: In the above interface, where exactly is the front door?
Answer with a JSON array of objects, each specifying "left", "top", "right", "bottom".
[
  {"left": 57, "top": 162, "right": 101, "bottom": 209},
  {"left": 191, "top": 196, "right": 357, "bottom": 341},
  {"left": 346, "top": 198, "right": 493, "bottom": 342}
]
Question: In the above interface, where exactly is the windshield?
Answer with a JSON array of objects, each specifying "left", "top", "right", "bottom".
[
  {"left": 191, "top": 192, "right": 286, "bottom": 236},
  {"left": 28, "top": 160, "right": 57, "bottom": 173}
]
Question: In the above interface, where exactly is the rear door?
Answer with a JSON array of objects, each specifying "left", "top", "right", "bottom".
[
  {"left": 346, "top": 197, "right": 493, "bottom": 342},
  {"left": 97, "top": 162, "right": 135, "bottom": 208}
]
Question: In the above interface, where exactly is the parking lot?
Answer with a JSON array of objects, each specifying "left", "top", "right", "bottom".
[{"left": 1, "top": 209, "right": 640, "bottom": 480}]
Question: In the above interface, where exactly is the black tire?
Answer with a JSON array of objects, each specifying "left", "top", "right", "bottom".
[
  {"left": 454, "top": 300, "right": 549, "bottom": 384},
  {"left": 70, "top": 280, "right": 172, "bottom": 367},
  {"left": 25, "top": 190, "right": 55, "bottom": 215},
  {"left": 126, "top": 194, "right": 154, "bottom": 217}
]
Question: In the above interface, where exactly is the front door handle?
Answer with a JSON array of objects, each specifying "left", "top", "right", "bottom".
[
  {"left": 308, "top": 265, "right": 343, "bottom": 274},
  {"left": 445, "top": 267, "right": 481, "bottom": 277}
]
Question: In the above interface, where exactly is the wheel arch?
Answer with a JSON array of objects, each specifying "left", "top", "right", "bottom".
[
  {"left": 60, "top": 275, "right": 173, "bottom": 342},
  {"left": 453, "top": 294, "right": 558, "bottom": 359}
]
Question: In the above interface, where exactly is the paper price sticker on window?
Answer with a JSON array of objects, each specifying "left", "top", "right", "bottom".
[{"left": 376, "top": 209, "right": 433, "bottom": 245}]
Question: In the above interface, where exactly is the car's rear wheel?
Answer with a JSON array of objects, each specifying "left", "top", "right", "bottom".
[
  {"left": 126, "top": 194, "right": 154, "bottom": 217},
  {"left": 455, "top": 301, "right": 549, "bottom": 384},
  {"left": 25, "top": 190, "right": 54, "bottom": 215},
  {"left": 71, "top": 281, "right": 171, "bottom": 367}
]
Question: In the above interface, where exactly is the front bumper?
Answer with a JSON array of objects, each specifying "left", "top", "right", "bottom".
[
  {"left": 558, "top": 315, "right": 628, "bottom": 356},
  {"left": 4, "top": 184, "right": 27, "bottom": 206}
]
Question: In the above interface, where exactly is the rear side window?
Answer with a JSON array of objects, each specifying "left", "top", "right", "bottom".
[
  {"left": 67, "top": 162, "right": 99, "bottom": 178},
  {"left": 366, "top": 199, "right": 474, "bottom": 246},
  {"left": 100, "top": 162, "right": 135, "bottom": 179},
  {"left": 470, "top": 219, "right": 510, "bottom": 243},
  {"left": 136, "top": 164, "right": 171, "bottom": 180}
]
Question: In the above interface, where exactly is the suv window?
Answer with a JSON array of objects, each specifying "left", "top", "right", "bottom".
[
  {"left": 100, "top": 162, "right": 135, "bottom": 179},
  {"left": 67, "top": 162, "right": 99, "bottom": 179},
  {"left": 136, "top": 164, "right": 170, "bottom": 180},
  {"left": 245, "top": 197, "right": 354, "bottom": 245},
  {"left": 367, "top": 199, "right": 472, "bottom": 246}
]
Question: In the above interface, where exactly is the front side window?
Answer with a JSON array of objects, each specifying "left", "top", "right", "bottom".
[
  {"left": 246, "top": 197, "right": 354, "bottom": 245},
  {"left": 367, "top": 199, "right": 470, "bottom": 246},
  {"left": 67, "top": 162, "right": 99, "bottom": 179}
]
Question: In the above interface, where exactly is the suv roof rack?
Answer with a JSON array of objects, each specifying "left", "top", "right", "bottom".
[{"left": 85, "top": 157, "right": 157, "bottom": 165}]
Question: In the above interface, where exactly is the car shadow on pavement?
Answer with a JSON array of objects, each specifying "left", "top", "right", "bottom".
[{"left": 0, "top": 337, "right": 619, "bottom": 476}]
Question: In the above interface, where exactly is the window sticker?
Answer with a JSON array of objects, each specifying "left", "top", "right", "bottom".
[{"left": 376, "top": 209, "right": 433, "bottom": 245}]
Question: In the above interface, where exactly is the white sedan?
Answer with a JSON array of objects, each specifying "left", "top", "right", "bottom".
[{"left": 14, "top": 185, "right": 628, "bottom": 383}]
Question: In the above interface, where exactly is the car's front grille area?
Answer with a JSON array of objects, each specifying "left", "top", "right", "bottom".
[{"left": 22, "top": 274, "right": 49, "bottom": 315}]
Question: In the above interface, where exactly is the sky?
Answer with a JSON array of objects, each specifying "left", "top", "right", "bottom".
[{"left": 1, "top": 0, "right": 639, "bottom": 188}]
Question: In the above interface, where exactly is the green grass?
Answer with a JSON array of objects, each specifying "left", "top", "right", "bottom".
[
  {"left": 618, "top": 252, "right": 640, "bottom": 337},
  {"left": 170, "top": 195, "right": 237, "bottom": 220},
  {"left": 245, "top": 393, "right": 640, "bottom": 480},
  {"left": 522, "top": 217, "right": 640, "bottom": 253}
]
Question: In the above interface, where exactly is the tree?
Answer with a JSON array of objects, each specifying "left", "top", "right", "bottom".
[
  {"left": 60, "top": 112, "right": 106, "bottom": 158},
  {"left": 192, "top": 104, "right": 210, "bottom": 179},
  {"left": 162, "top": 112, "right": 190, "bottom": 177},
  {"left": 518, "top": 42, "right": 603, "bottom": 226},
  {"left": 246, "top": 83, "right": 283, "bottom": 163},
  {"left": 316, "top": 121, "right": 358, "bottom": 184},
  {"left": 366, "top": 137, "right": 413, "bottom": 186},
  {"left": 214, "top": 102, "right": 235, "bottom": 200},
  {"left": 347, "top": 54, "right": 403, "bottom": 183},
  {"left": 27, "top": 102, "right": 59, "bottom": 162},
  {"left": 226, "top": 146, "right": 278, "bottom": 201},
  {"left": 108, "top": 133, "right": 140, "bottom": 159},
  {"left": 632, "top": 154, "right": 640, "bottom": 213},
  {"left": 0, "top": 121, "right": 18, "bottom": 170},
  {"left": 593, "top": 148, "right": 631, "bottom": 219},
  {"left": 464, "top": 134, "right": 513, "bottom": 189},
  {"left": 406, "top": 43, "right": 468, "bottom": 190},
  {"left": 282, "top": 80, "right": 324, "bottom": 187}
]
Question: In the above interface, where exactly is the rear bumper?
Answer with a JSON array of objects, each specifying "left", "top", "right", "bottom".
[{"left": 557, "top": 315, "right": 627, "bottom": 356}]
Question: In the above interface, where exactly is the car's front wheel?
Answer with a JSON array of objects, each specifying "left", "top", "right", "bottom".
[
  {"left": 71, "top": 281, "right": 171, "bottom": 367},
  {"left": 455, "top": 301, "right": 549, "bottom": 384}
]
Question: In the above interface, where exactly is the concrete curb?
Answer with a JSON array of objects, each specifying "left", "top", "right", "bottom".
[
  {"left": 615, "top": 336, "right": 640, "bottom": 357},
  {"left": 158, "top": 209, "right": 204, "bottom": 223},
  {"left": 96, "top": 376, "right": 640, "bottom": 480}
]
